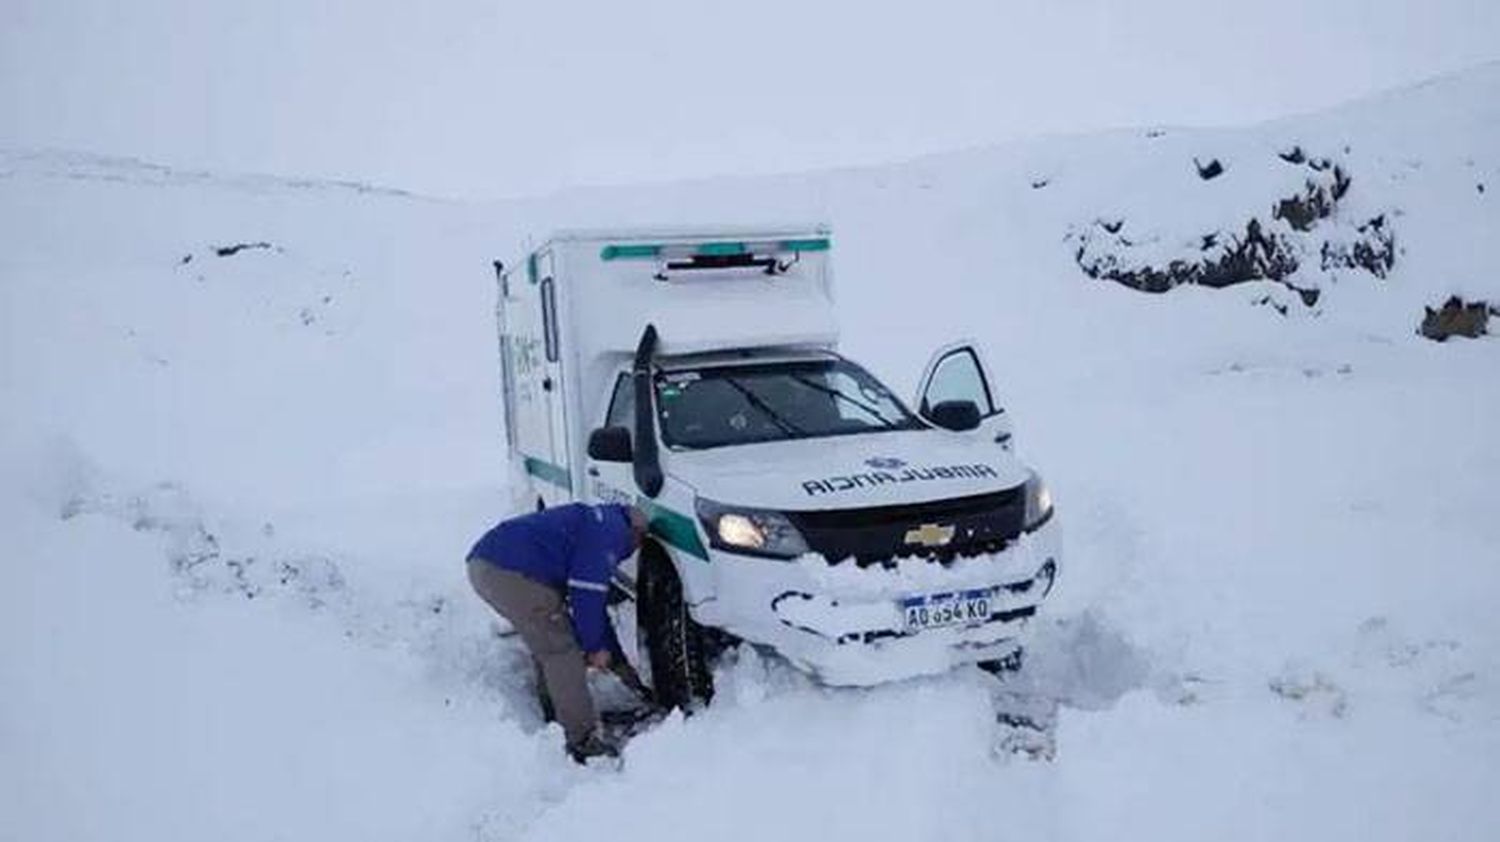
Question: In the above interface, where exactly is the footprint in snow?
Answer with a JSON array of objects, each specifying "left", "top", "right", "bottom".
[{"left": 1268, "top": 667, "right": 1350, "bottom": 719}]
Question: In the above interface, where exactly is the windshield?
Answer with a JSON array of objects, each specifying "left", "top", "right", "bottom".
[{"left": 654, "top": 359, "right": 923, "bottom": 450}]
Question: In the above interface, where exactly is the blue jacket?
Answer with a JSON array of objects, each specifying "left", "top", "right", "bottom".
[{"left": 469, "top": 503, "right": 634, "bottom": 654}]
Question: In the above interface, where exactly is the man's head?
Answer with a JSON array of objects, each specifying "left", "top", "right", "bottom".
[{"left": 626, "top": 506, "right": 650, "bottom": 550}]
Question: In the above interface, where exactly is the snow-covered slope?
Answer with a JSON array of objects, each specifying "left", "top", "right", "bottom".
[{"left": 3, "top": 65, "right": 1498, "bottom": 842}]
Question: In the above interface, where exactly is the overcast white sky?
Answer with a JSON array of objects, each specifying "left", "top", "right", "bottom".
[{"left": 3, "top": 0, "right": 1498, "bottom": 198}]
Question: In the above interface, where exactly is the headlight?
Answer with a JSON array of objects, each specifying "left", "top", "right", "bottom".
[
  {"left": 695, "top": 498, "right": 810, "bottom": 559},
  {"left": 1023, "top": 472, "right": 1054, "bottom": 530}
]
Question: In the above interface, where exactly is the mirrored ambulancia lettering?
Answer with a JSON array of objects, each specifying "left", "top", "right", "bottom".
[{"left": 800, "top": 463, "right": 998, "bottom": 496}]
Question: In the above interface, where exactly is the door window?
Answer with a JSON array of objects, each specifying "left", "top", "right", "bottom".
[{"left": 922, "top": 348, "right": 996, "bottom": 416}]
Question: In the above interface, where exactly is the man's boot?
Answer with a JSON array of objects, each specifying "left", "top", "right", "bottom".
[{"left": 566, "top": 728, "right": 619, "bottom": 764}]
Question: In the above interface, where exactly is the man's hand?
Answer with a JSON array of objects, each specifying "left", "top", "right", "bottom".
[{"left": 586, "top": 650, "right": 612, "bottom": 670}]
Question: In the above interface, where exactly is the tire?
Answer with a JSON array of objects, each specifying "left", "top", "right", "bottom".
[{"left": 638, "top": 542, "right": 713, "bottom": 711}]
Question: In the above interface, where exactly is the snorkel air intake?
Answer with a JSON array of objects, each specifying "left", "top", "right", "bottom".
[{"left": 633, "top": 324, "right": 664, "bottom": 498}]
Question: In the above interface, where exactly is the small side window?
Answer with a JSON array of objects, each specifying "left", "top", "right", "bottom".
[
  {"left": 540, "top": 278, "right": 559, "bottom": 363},
  {"left": 922, "top": 349, "right": 995, "bottom": 416},
  {"left": 492, "top": 260, "right": 509, "bottom": 299},
  {"left": 605, "top": 373, "right": 635, "bottom": 437},
  {"left": 499, "top": 335, "right": 518, "bottom": 449}
]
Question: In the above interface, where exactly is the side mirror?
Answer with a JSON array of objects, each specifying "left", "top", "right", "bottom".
[
  {"left": 928, "top": 400, "right": 982, "bottom": 432},
  {"left": 587, "top": 426, "right": 634, "bottom": 463}
]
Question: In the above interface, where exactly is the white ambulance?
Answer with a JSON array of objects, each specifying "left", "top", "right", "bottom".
[{"left": 493, "top": 226, "right": 1061, "bottom": 708}]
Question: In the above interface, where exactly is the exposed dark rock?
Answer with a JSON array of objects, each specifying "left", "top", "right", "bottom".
[
  {"left": 178, "top": 254, "right": 193, "bottom": 265},
  {"left": 1070, "top": 154, "right": 1388, "bottom": 309},
  {"left": 1321, "top": 215, "right": 1396, "bottom": 278},
  {"left": 1275, "top": 182, "right": 1335, "bottom": 231},
  {"left": 1030, "top": 178, "right": 1051, "bottom": 190},
  {"left": 1253, "top": 294, "right": 1290, "bottom": 316},
  {"left": 1331, "top": 166, "right": 1351, "bottom": 200},
  {"left": 1194, "top": 158, "right": 1225, "bottom": 180},
  {"left": 1076, "top": 216, "right": 1309, "bottom": 301},
  {"left": 1420, "top": 296, "right": 1491, "bottom": 341},
  {"left": 1273, "top": 166, "right": 1352, "bottom": 232},
  {"left": 1197, "top": 218, "right": 1299, "bottom": 288},
  {"left": 1360, "top": 212, "right": 1390, "bottom": 236},
  {"left": 214, "top": 241, "right": 273, "bottom": 257},
  {"left": 1480, "top": 183, "right": 1487, "bottom": 194}
]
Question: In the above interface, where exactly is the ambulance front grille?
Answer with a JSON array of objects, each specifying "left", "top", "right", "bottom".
[{"left": 785, "top": 488, "right": 1025, "bottom": 567}]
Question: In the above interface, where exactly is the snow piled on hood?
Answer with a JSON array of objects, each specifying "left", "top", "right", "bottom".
[{"left": 788, "top": 530, "right": 1049, "bottom": 600}]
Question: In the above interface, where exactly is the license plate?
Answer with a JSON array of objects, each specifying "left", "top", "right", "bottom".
[{"left": 901, "top": 588, "right": 994, "bottom": 632}]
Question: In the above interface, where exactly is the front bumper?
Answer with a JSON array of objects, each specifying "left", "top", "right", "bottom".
[{"left": 692, "top": 517, "right": 1061, "bottom": 686}]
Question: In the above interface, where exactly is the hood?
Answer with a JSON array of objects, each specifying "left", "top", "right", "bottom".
[{"left": 664, "top": 429, "right": 1031, "bottom": 511}]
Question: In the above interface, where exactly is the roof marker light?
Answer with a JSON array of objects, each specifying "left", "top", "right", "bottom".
[
  {"left": 696, "top": 241, "right": 748, "bottom": 257},
  {"left": 600, "top": 237, "right": 829, "bottom": 262},
  {"left": 600, "top": 243, "right": 664, "bottom": 261}
]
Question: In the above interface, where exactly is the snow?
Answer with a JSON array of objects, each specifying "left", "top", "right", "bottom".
[
  {"left": 788, "top": 533, "right": 1051, "bottom": 601},
  {"left": 0, "top": 501, "right": 504, "bottom": 842},
  {"left": 4, "top": 64, "right": 1500, "bottom": 841},
  {"left": 10, "top": 1, "right": 1500, "bottom": 197}
]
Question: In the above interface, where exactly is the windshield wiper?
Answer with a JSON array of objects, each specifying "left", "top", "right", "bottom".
[
  {"left": 722, "top": 378, "right": 806, "bottom": 438},
  {"left": 789, "top": 374, "right": 900, "bottom": 428}
]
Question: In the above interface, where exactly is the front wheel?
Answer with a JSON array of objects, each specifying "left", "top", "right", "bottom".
[{"left": 637, "top": 543, "right": 713, "bottom": 711}]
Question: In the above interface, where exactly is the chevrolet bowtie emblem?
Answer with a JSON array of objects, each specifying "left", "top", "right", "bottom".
[{"left": 904, "top": 523, "right": 956, "bottom": 547}]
